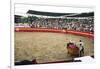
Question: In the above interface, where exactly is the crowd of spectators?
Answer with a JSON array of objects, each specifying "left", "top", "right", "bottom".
[
  {"left": 15, "top": 17, "right": 94, "bottom": 33},
  {"left": 30, "top": 17, "right": 94, "bottom": 33}
]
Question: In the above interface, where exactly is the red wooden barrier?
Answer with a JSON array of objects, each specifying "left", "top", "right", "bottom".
[{"left": 15, "top": 27, "right": 94, "bottom": 38}]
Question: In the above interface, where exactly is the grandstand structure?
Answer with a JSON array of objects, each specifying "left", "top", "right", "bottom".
[{"left": 15, "top": 10, "right": 94, "bottom": 33}]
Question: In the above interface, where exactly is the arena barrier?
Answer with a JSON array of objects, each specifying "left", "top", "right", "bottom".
[{"left": 15, "top": 27, "right": 94, "bottom": 38}]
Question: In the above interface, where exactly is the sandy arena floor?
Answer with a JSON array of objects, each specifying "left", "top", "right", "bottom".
[{"left": 15, "top": 32, "right": 94, "bottom": 63}]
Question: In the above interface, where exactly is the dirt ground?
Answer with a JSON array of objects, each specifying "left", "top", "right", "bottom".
[{"left": 15, "top": 32, "right": 94, "bottom": 63}]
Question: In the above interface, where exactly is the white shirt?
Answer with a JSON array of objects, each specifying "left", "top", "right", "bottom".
[{"left": 79, "top": 42, "right": 84, "bottom": 50}]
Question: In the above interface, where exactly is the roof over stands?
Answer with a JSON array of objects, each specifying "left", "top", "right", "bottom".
[
  {"left": 66, "top": 12, "right": 94, "bottom": 17},
  {"left": 27, "top": 10, "right": 75, "bottom": 17},
  {"left": 27, "top": 10, "right": 94, "bottom": 17}
]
